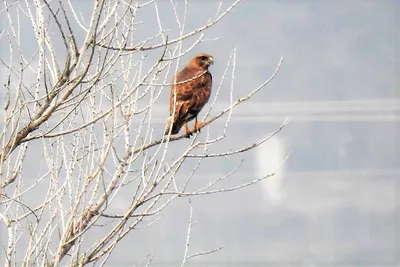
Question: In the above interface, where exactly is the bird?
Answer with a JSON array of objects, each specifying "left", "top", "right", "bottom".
[{"left": 164, "top": 53, "right": 214, "bottom": 137}]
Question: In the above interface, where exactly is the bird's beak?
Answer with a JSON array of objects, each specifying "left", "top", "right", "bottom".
[{"left": 209, "top": 57, "right": 214, "bottom": 65}]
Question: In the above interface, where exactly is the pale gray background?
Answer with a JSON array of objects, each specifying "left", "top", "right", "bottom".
[{"left": 1, "top": 0, "right": 399, "bottom": 266}]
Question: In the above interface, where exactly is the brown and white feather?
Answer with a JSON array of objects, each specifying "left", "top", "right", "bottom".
[{"left": 165, "top": 53, "right": 214, "bottom": 135}]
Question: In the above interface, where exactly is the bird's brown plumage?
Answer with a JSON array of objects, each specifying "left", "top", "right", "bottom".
[{"left": 165, "top": 53, "right": 214, "bottom": 136}]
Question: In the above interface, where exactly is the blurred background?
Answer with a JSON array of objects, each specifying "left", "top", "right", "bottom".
[
  {"left": 123, "top": 1, "right": 399, "bottom": 266},
  {"left": 1, "top": 0, "right": 398, "bottom": 266}
]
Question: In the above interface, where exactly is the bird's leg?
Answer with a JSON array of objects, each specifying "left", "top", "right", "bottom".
[
  {"left": 193, "top": 117, "right": 205, "bottom": 133},
  {"left": 184, "top": 123, "right": 192, "bottom": 138}
]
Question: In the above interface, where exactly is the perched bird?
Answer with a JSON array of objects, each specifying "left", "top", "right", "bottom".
[{"left": 164, "top": 53, "right": 214, "bottom": 137}]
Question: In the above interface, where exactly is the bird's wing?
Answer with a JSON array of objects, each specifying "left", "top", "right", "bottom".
[{"left": 169, "top": 68, "right": 212, "bottom": 118}]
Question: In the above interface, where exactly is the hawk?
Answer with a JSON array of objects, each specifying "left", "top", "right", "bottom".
[{"left": 164, "top": 53, "right": 214, "bottom": 137}]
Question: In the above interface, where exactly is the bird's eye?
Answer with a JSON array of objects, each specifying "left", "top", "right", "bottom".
[{"left": 200, "top": 56, "right": 208, "bottom": 61}]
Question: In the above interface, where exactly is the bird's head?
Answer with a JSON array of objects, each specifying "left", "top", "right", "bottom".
[{"left": 190, "top": 53, "right": 214, "bottom": 69}]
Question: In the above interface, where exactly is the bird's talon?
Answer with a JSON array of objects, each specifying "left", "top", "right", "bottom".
[{"left": 194, "top": 122, "right": 204, "bottom": 133}]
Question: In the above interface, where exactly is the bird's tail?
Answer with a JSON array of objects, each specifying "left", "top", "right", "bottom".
[{"left": 164, "top": 117, "right": 183, "bottom": 136}]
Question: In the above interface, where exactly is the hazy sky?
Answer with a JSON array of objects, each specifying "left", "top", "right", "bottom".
[
  {"left": 113, "top": 1, "right": 400, "bottom": 265},
  {"left": 0, "top": 0, "right": 398, "bottom": 265},
  {"left": 151, "top": 0, "right": 398, "bottom": 102}
]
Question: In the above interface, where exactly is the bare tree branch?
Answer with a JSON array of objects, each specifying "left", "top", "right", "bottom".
[{"left": 0, "top": 1, "right": 287, "bottom": 266}]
